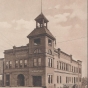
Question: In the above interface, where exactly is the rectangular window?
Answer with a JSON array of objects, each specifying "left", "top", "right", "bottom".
[
  {"left": 6, "top": 61, "right": 9, "bottom": 69},
  {"left": 57, "top": 61, "right": 58, "bottom": 69},
  {"left": 34, "top": 38, "right": 41, "bottom": 45},
  {"left": 66, "top": 77, "right": 67, "bottom": 83},
  {"left": 64, "top": 63, "right": 65, "bottom": 70},
  {"left": 60, "top": 62, "right": 61, "bottom": 70},
  {"left": 34, "top": 59, "right": 37, "bottom": 66},
  {"left": 48, "top": 58, "right": 53, "bottom": 67},
  {"left": 72, "top": 66, "right": 73, "bottom": 72},
  {"left": 48, "top": 39, "right": 52, "bottom": 46},
  {"left": 9, "top": 61, "right": 12, "bottom": 68},
  {"left": 66, "top": 64, "right": 68, "bottom": 71},
  {"left": 79, "top": 68, "right": 81, "bottom": 73},
  {"left": 60, "top": 76, "right": 61, "bottom": 83},
  {"left": 24, "top": 60, "right": 27, "bottom": 67},
  {"left": 15, "top": 60, "right": 18, "bottom": 68},
  {"left": 62, "top": 63, "right": 63, "bottom": 70},
  {"left": 51, "top": 75, "right": 53, "bottom": 83},
  {"left": 51, "top": 59, "right": 52, "bottom": 67},
  {"left": 48, "top": 75, "right": 53, "bottom": 84},
  {"left": 74, "top": 67, "right": 75, "bottom": 72},
  {"left": 38, "top": 58, "right": 41, "bottom": 66},
  {"left": 79, "top": 77, "right": 81, "bottom": 82},
  {"left": 19, "top": 60, "right": 22, "bottom": 68},
  {"left": 6, "top": 74, "right": 10, "bottom": 86},
  {"left": 57, "top": 76, "right": 59, "bottom": 83},
  {"left": 72, "top": 77, "right": 73, "bottom": 83},
  {"left": 74, "top": 77, "right": 75, "bottom": 83}
]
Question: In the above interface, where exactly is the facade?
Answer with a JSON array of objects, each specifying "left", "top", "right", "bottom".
[{"left": 3, "top": 13, "right": 82, "bottom": 88}]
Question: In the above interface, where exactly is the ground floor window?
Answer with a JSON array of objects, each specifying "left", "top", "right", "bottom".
[
  {"left": 33, "top": 76, "right": 42, "bottom": 87},
  {"left": 6, "top": 74, "right": 10, "bottom": 86}
]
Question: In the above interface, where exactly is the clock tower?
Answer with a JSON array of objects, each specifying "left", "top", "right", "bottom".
[{"left": 27, "top": 13, "right": 56, "bottom": 87}]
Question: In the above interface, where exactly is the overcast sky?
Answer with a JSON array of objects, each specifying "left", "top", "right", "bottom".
[{"left": 0, "top": 0, "right": 87, "bottom": 77}]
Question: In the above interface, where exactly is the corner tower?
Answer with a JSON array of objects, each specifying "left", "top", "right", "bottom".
[
  {"left": 27, "top": 13, "right": 55, "bottom": 87},
  {"left": 27, "top": 13, "right": 56, "bottom": 55}
]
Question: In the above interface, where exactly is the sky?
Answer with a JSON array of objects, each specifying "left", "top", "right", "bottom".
[{"left": 0, "top": 0, "right": 87, "bottom": 77}]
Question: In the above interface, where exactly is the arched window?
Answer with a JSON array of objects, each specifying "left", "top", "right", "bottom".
[
  {"left": 34, "top": 49, "right": 42, "bottom": 54},
  {"left": 48, "top": 49, "right": 52, "bottom": 55}
]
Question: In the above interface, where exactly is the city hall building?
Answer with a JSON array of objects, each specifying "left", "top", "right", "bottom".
[{"left": 3, "top": 13, "right": 82, "bottom": 88}]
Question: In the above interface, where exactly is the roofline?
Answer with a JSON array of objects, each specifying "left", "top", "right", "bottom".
[{"left": 27, "top": 33, "right": 56, "bottom": 40}]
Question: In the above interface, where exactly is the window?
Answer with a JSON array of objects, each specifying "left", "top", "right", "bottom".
[
  {"left": 34, "top": 49, "right": 42, "bottom": 54},
  {"left": 24, "top": 60, "right": 27, "bottom": 67},
  {"left": 48, "top": 39, "right": 52, "bottom": 46},
  {"left": 6, "top": 74, "right": 10, "bottom": 86},
  {"left": 72, "top": 77, "right": 73, "bottom": 83},
  {"left": 34, "top": 38, "right": 41, "bottom": 45},
  {"left": 6, "top": 61, "right": 9, "bottom": 69},
  {"left": 60, "top": 76, "right": 61, "bottom": 83},
  {"left": 74, "top": 77, "right": 75, "bottom": 83},
  {"left": 62, "top": 63, "right": 63, "bottom": 70},
  {"left": 15, "top": 60, "right": 18, "bottom": 68},
  {"left": 57, "top": 61, "right": 58, "bottom": 69},
  {"left": 66, "top": 77, "right": 68, "bottom": 83},
  {"left": 48, "top": 75, "right": 53, "bottom": 84},
  {"left": 64, "top": 63, "right": 65, "bottom": 70},
  {"left": 60, "top": 62, "right": 61, "bottom": 70},
  {"left": 48, "top": 58, "right": 53, "bottom": 67},
  {"left": 33, "top": 59, "right": 37, "bottom": 66},
  {"left": 57, "top": 76, "right": 59, "bottom": 83},
  {"left": 9, "top": 61, "right": 12, "bottom": 68},
  {"left": 79, "top": 77, "right": 81, "bottom": 82},
  {"left": 72, "top": 66, "right": 73, "bottom": 72},
  {"left": 74, "top": 67, "right": 75, "bottom": 72},
  {"left": 38, "top": 58, "right": 41, "bottom": 66},
  {"left": 79, "top": 68, "right": 81, "bottom": 73},
  {"left": 19, "top": 60, "right": 22, "bottom": 68}
]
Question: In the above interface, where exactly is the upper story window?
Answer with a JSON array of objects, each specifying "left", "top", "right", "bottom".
[
  {"left": 33, "top": 59, "right": 37, "bottom": 66},
  {"left": 6, "top": 61, "right": 9, "bottom": 69},
  {"left": 48, "top": 39, "right": 52, "bottom": 46},
  {"left": 38, "top": 58, "right": 41, "bottom": 66},
  {"left": 24, "top": 60, "right": 27, "bottom": 67},
  {"left": 48, "top": 58, "right": 53, "bottom": 67},
  {"left": 34, "top": 49, "right": 42, "bottom": 54},
  {"left": 15, "top": 60, "right": 18, "bottom": 68},
  {"left": 79, "top": 68, "right": 81, "bottom": 73},
  {"left": 33, "top": 58, "right": 42, "bottom": 67},
  {"left": 48, "top": 75, "right": 53, "bottom": 84},
  {"left": 34, "top": 38, "right": 41, "bottom": 45},
  {"left": 9, "top": 61, "right": 12, "bottom": 68},
  {"left": 19, "top": 60, "right": 22, "bottom": 68}
]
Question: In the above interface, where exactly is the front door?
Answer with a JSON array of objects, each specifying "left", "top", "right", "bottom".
[
  {"left": 33, "top": 76, "right": 42, "bottom": 87},
  {"left": 17, "top": 74, "right": 25, "bottom": 86}
]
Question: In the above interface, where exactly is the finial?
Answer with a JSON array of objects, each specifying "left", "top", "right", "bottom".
[{"left": 41, "top": 0, "right": 42, "bottom": 14}]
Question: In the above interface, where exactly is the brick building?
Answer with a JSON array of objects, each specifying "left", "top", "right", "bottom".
[{"left": 3, "top": 13, "right": 82, "bottom": 88}]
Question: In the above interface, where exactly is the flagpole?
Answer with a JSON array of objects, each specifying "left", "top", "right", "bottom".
[{"left": 41, "top": 0, "right": 42, "bottom": 13}]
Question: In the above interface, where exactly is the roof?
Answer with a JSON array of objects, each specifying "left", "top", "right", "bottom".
[
  {"left": 27, "top": 27, "right": 55, "bottom": 40},
  {"left": 35, "top": 13, "right": 49, "bottom": 23}
]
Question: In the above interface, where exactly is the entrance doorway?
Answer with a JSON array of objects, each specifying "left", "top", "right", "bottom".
[
  {"left": 17, "top": 74, "right": 25, "bottom": 86},
  {"left": 33, "top": 76, "right": 42, "bottom": 87}
]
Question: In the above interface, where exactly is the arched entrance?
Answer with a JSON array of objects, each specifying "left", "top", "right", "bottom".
[{"left": 17, "top": 74, "right": 25, "bottom": 86}]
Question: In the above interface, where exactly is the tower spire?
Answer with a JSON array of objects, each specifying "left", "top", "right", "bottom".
[{"left": 41, "top": 0, "right": 42, "bottom": 14}]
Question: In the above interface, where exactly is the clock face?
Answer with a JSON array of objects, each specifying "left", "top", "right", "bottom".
[{"left": 48, "top": 49, "right": 52, "bottom": 55}]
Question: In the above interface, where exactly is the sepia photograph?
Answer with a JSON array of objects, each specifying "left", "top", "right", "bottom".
[{"left": 0, "top": 0, "right": 87, "bottom": 88}]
